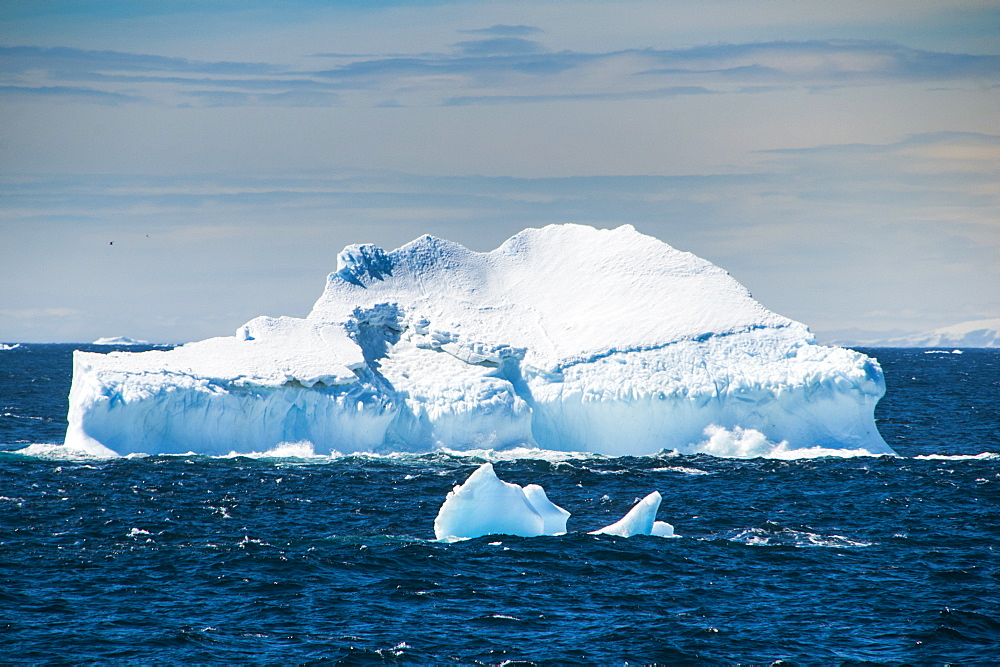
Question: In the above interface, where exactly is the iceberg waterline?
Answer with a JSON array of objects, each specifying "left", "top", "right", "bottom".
[{"left": 64, "top": 224, "right": 894, "bottom": 458}]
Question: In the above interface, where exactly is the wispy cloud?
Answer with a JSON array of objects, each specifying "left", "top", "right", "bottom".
[
  {"left": 0, "top": 84, "right": 140, "bottom": 104},
  {"left": 458, "top": 25, "right": 544, "bottom": 37},
  {"left": 453, "top": 37, "right": 547, "bottom": 56},
  {"left": 445, "top": 86, "right": 715, "bottom": 106},
  {"left": 182, "top": 89, "right": 339, "bottom": 107},
  {"left": 1, "top": 45, "right": 275, "bottom": 76},
  {"left": 759, "top": 132, "right": 1000, "bottom": 191},
  {"left": 0, "top": 307, "right": 79, "bottom": 319},
  {"left": 2, "top": 38, "right": 996, "bottom": 108},
  {"left": 638, "top": 40, "right": 1000, "bottom": 83}
]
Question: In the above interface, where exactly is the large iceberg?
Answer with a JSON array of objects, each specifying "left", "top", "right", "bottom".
[{"left": 64, "top": 224, "right": 894, "bottom": 457}]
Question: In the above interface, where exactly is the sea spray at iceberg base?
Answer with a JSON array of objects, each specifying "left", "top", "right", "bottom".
[{"left": 63, "top": 224, "right": 894, "bottom": 458}]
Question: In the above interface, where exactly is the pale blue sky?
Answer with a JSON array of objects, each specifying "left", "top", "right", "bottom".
[{"left": 2, "top": 0, "right": 998, "bottom": 342}]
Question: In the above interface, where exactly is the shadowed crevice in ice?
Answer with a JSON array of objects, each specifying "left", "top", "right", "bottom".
[{"left": 335, "top": 244, "right": 394, "bottom": 287}]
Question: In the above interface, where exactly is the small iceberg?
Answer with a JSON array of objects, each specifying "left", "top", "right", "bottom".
[
  {"left": 92, "top": 336, "right": 150, "bottom": 346},
  {"left": 433, "top": 464, "right": 676, "bottom": 540},
  {"left": 433, "top": 463, "right": 570, "bottom": 540},
  {"left": 0, "top": 343, "right": 21, "bottom": 351},
  {"left": 591, "top": 491, "right": 676, "bottom": 538}
]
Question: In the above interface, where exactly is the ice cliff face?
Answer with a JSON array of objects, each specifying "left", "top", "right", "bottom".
[{"left": 65, "top": 224, "right": 894, "bottom": 457}]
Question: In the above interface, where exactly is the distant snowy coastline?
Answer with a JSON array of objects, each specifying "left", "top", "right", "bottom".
[
  {"left": 819, "top": 318, "right": 1000, "bottom": 348},
  {"left": 91, "top": 336, "right": 151, "bottom": 346}
]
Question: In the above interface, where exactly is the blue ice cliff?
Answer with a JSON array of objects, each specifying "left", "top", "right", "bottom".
[{"left": 64, "top": 224, "right": 893, "bottom": 458}]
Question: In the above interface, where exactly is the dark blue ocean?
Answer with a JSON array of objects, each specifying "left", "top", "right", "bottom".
[{"left": 1, "top": 344, "right": 998, "bottom": 664}]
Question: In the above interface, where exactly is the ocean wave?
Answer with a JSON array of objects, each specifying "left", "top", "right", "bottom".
[
  {"left": 650, "top": 466, "right": 712, "bottom": 475},
  {"left": 723, "top": 523, "right": 874, "bottom": 548},
  {"left": 912, "top": 452, "right": 999, "bottom": 461},
  {"left": 1, "top": 411, "right": 53, "bottom": 422},
  {"left": 3, "top": 442, "right": 107, "bottom": 460},
  {"left": 4, "top": 437, "right": 901, "bottom": 463},
  {"left": 686, "top": 425, "right": 888, "bottom": 460}
]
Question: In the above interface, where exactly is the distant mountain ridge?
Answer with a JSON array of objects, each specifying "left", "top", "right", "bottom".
[{"left": 819, "top": 318, "right": 1000, "bottom": 348}]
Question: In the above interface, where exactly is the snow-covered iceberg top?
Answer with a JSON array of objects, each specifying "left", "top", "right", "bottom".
[
  {"left": 312, "top": 223, "right": 796, "bottom": 371},
  {"left": 64, "top": 224, "right": 894, "bottom": 458}
]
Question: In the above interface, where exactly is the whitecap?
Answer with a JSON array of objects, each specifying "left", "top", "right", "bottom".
[
  {"left": 726, "top": 526, "right": 873, "bottom": 548},
  {"left": 650, "top": 466, "right": 711, "bottom": 475},
  {"left": 913, "top": 452, "right": 999, "bottom": 461},
  {"left": 220, "top": 440, "right": 335, "bottom": 460},
  {"left": 437, "top": 445, "right": 601, "bottom": 463},
  {"left": 6, "top": 442, "right": 110, "bottom": 460}
]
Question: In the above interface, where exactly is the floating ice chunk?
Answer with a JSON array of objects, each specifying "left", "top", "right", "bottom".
[
  {"left": 92, "top": 336, "right": 150, "bottom": 346},
  {"left": 522, "top": 484, "right": 571, "bottom": 535},
  {"left": 591, "top": 491, "right": 662, "bottom": 537},
  {"left": 651, "top": 521, "right": 677, "bottom": 538},
  {"left": 433, "top": 463, "right": 570, "bottom": 540}
]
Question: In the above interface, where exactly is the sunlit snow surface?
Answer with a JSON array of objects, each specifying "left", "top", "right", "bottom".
[{"left": 64, "top": 224, "right": 892, "bottom": 457}]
